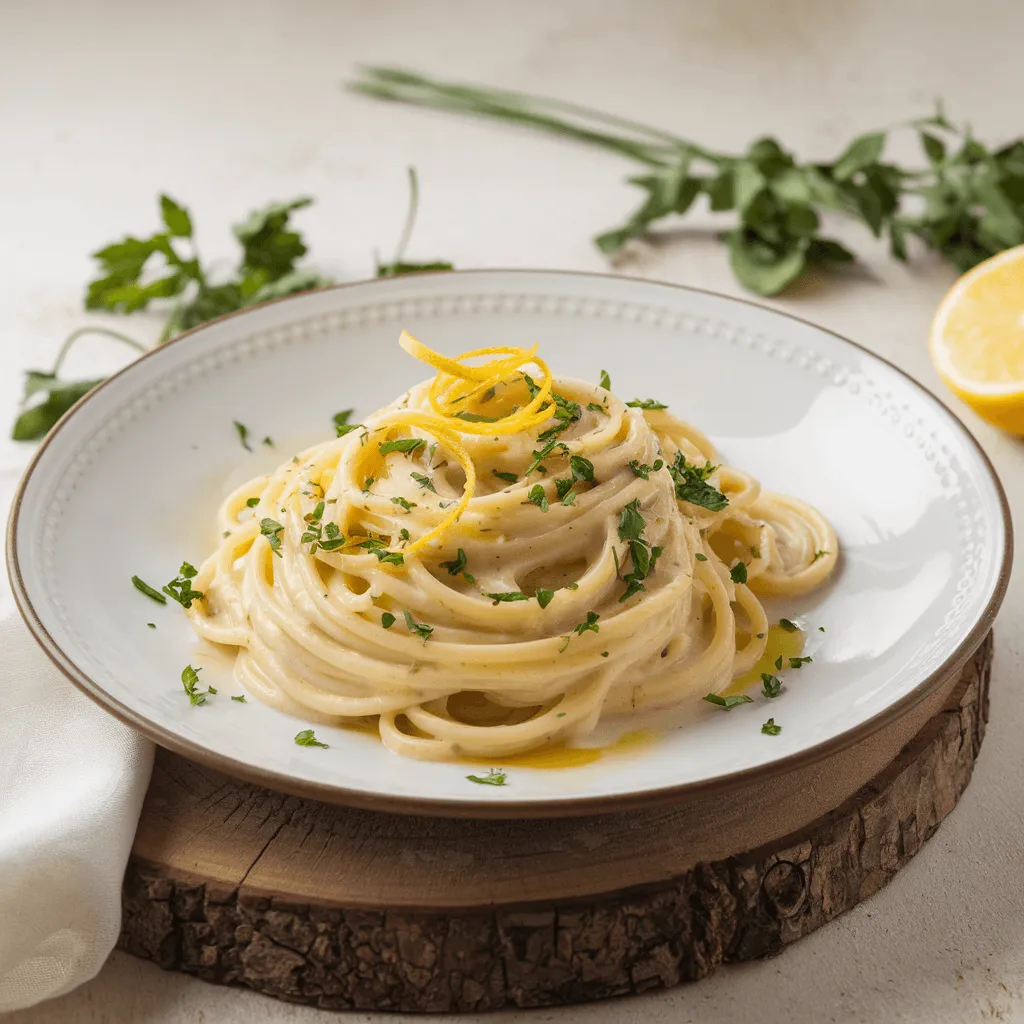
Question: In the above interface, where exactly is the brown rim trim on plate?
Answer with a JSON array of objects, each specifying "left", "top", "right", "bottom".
[{"left": 5, "top": 269, "right": 1014, "bottom": 819}]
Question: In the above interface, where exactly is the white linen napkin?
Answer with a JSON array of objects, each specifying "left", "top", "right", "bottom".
[{"left": 0, "top": 610, "right": 154, "bottom": 1012}]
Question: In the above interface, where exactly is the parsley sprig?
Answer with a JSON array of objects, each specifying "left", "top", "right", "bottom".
[
  {"left": 353, "top": 70, "right": 1024, "bottom": 295},
  {"left": 13, "top": 177, "right": 453, "bottom": 442}
]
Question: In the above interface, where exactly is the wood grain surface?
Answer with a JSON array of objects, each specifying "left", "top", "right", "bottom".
[{"left": 118, "top": 633, "right": 991, "bottom": 1012}]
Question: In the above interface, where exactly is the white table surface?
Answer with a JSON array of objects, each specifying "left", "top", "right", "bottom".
[{"left": 2, "top": 0, "right": 1023, "bottom": 1020}]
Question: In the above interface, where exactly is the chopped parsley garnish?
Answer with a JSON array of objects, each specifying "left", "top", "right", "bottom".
[
  {"left": 391, "top": 496, "right": 417, "bottom": 512},
  {"left": 812, "top": 549, "right": 829, "bottom": 562},
  {"left": 333, "top": 409, "right": 363, "bottom": 437},
  {"left": 629, "top": 459, "right": 664, "bottom": 479},
  {"left": 181, "top": 664, "right": 208, "bottom": 706},
  {"left": 535, "top": 588, "right": 554, "bottom": 609},
  {"left": 569, "top": 455, "right": 594, "bottom": 482},
  {"left": 359, "top": 537, "right": 387, "bottom": 550},
  {"left": 404, "top": 610, "right": 433, "bottom": 640},
  {"left": 493, "top": 470, "right": 518, "bottom": 485},
  {"left": 599, "top": 369, "right": 611, "bottom": 390},
  {"left": 601, "top": 651, "right": 609, "bottom": 657},
  {"left": 163, "top": 562, "right": 204, "bottom": 607},
  {"left": 819, "top": 626, "right": 825, "bottom": 632},
  {"left": 245, "top": 497, "right": 260, "bottom": 508},
  {"left": 411, "top": 472, "right": 436, "bottom": 492},
  {"left": 525, "top": 437, "right": 569, "bottom": 476},
  {"left": 399, "top": 528, "right": 410, "bottom": 542},
  {"left": 789, "top": 656, "right": 813, "bottom": 668},
  {"left": 565, "top": 582, "right": 580, "bottom": 591},
  {"left": 381, "top": 612, "right": 396, "bottom": 629},
  {"left": 147, "top": 622, "right": 156, "bottom": 629},
  {"left": 485, "top": 591, "right": 531, "bottom": 604},
  {"left": 618, "top": 499, "right": 645, "bottom": 542},
  {"left": 703, "top": 692, "right": 753, "bottom": 709},
  {"left": 560, "top": 610, "right": 600, "bottom": 652},
  {"left": 616, "top": 499, "right": 661, "bottom": 601},
  {"left": 259, "top": 518, "right": 285, "bottom": 558},
  {"left": 300, "top": 500, "right": 327, "bottom": 550},
  {"left": 262, "top": 436, "right": 274, "bottom": 447},
  {"left": 294, "top": 729, "right": 329, "bottom": 748},
  {"left": 750, "top": 546, "right": 761, "bottom": 558},
  {"left": 362, "top": 477, "right": 375, "bottom": 493},
  {"left": 480, "top": 386, "right": 497, "bottom": 403},
  {"left": 587, "top": 402, "right": 606, "bottom": 414},
  {"left": 626, "top": 398, "right": 668, "bottom": 410},
  {"left": 207, "top": 686, "right": 218, "bottom": 695},
  {"left": 319, "top": 522, "right": 346, "bottom": 551},
  {"left": 761, "top": 673, "right": 782, "bottom": 698},
  {"left": 694, "top": 553, "right": 708, "bottom": 562},
  {"left": 730, "top": 562, "right": 748, "bottom": 585},
  {"left": 375, "top": 549, "right": 405, "bottom": 566},
  {"left": 233, "top": 420, "right": 252, "bottom": 451},
  {"left": 232, "top": 694, "right": 247, "bottom": 703},
  {"left": 762, "top": 718, "right": 782, "bottom": 736},
  {"left": 537, "top": 392, "right": 582, "bottom": 442},
  {"left": 440, "top": 548, "right": 468, "bottom": 575},
  {"left": 668, "top": 452, "right": 728, "bottom": 511},
  {"left": 379, "top": 437, "right": 426, "bottom": 456},
  {"left": 779, "top": 618, "right": 800, "bottom": 632},
  {"left": 555, "top": 477, "right": 576, "bottom": 504},
  {"left": 775, "top": 655, "right": 784, "bottom": 670},
  {"left": 455, "top": 411, "right": 501, "bottom": 423},
  {"left": 526, "top": 484, "right": 549, "bottom": 512},
  {"left": 466, "top": 767, "right": 507, "bottom": 786},
  {"left": 132, "top": 575, "right": 167, "bottom": 605}
]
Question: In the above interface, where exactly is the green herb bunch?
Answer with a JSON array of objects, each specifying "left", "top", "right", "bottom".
[
  {"left": 14, "top": 169, "right": 451, "bottom": 441},
  {"left": 351, "top": 68, "right": 1024, "bottom": 295}
]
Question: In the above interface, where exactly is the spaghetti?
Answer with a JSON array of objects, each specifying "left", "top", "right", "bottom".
[{"left": 186, "top": 333, "right": 838, "bottom": 759}]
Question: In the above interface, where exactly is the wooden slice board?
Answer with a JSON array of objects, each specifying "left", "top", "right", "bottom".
[{"left": 119, "top": 633, "right": 992, "bottom": 1012}]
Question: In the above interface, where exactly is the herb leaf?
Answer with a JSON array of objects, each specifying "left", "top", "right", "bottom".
[
  {"left": 526, "top": 484, "right": 549, "bottom": 512},
  {"left": 132, "top": 576, "right": 167, "bottom": 605},
  {"left": 379, "top": 437, "right": 426, "bottom": 456},
  {"left": 730, "top": 562, "right": 748, "bottom": 585},
  {"left": 381, "top": 612, "right": 396, "bottom": 629},
  {"left": 493, "top": 470, "right": 518, "bottom": 485},
  {"left": 466, "top": 767, "right": 507, "bottom": 786},
  {"left": 485, "top": 591, "right": 531, "bottom": 604},
  {"left": 294, "top": 729, "right": 329, "bottom": 748},
  {"left": 626, "top": 398, "right": 668, "bottom": 410},
  {"left": 761, "top": 718, "right": 782, "bottom": 735},
  {"left": 535, "top": 588, "right": 555, "bottom": 609},
  {"left": 779, "top": 618, "right": 800, "bottom": 632},
  {"left": 404, "top": 610, "right": 433, "bottom": 640},
  {"left": 411, "top": 472, "right": 437, "bottom": 492},
  {"left": 668, "top": 452, "right": 728, "bottom": 512},
  {"left": 703, "top": 692, "right": 754, "bottom": 709},
  {"left": 599, "top": 369, "right": 612, "bottom": 391},
  {"left": 181, "top": 664, "right": 208, "bottom": 706},
  {"left": 761, "top": 672, "right": 782, "bottom": 698}
]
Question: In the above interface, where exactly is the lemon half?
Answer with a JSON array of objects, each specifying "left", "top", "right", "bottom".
[{"left": 930, "top": 244, "right": 1024, "bottom": 433}]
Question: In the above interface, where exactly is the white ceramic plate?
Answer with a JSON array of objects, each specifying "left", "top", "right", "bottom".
[{"left": 7, "top": 271, "right": 1011, "bottom": 817}]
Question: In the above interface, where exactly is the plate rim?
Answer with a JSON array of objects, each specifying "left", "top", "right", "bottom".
[{"left": 5, "top": 268, "right": 1014, "bottom": 819}]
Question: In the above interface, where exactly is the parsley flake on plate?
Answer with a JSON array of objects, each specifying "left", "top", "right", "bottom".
[
  {"left": 466, "top": 767, "right": 507, "bottom": 786},
  {"left": 295, "top": 729, "right": 329, "bottom": 748},
  {"left": 131, "top": 575, "right": 167, "bottom": 605}
]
